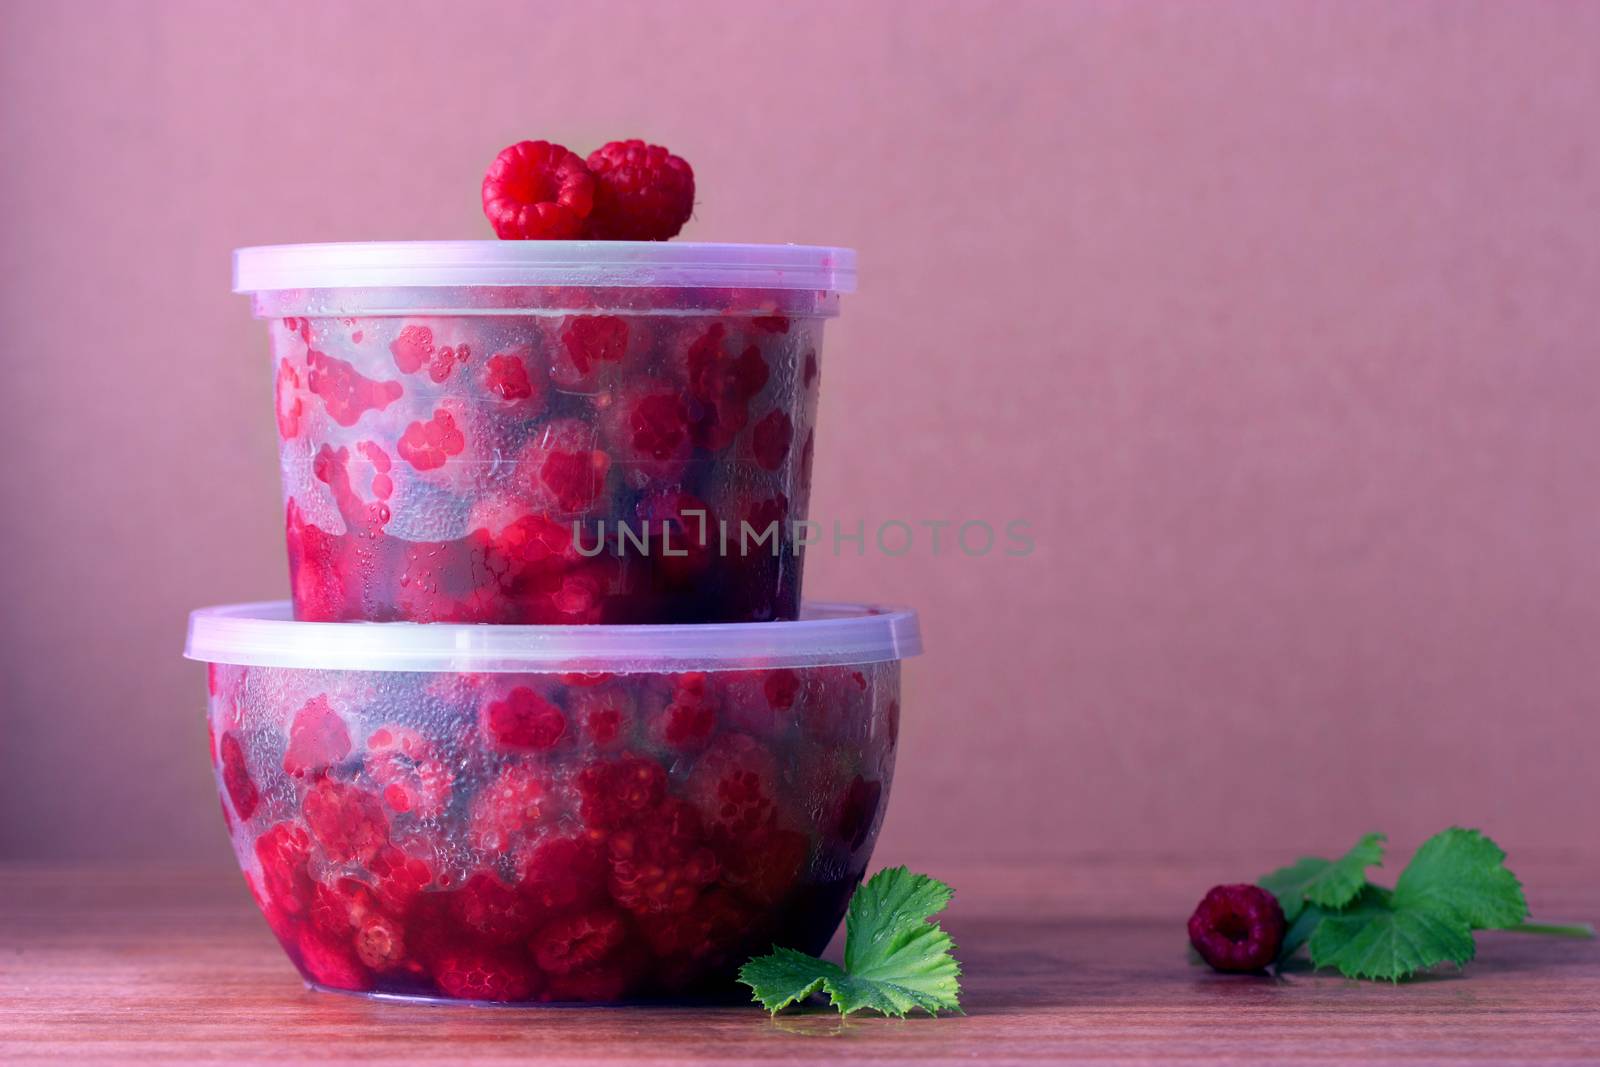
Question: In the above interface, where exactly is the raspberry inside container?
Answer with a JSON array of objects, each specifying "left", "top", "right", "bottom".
[{"left": 186, "top": 600, "right": 918, "bottom": 1005}]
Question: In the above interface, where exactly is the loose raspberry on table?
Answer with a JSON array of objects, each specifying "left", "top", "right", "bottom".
[
  {"left": 219, "top": 732, "right": 259, "bottom": 820},
  {"left": 584, "top": 140, "right": 695, "bottom": 241},
  {"left": 396, "top": 409, "right": 467, "bottom": 472},
  {"left": 482, "top": 687, "right": 568, "bottom": 752},
  {"left": 575, "top": 756, "right": 667, "bottom": 830},
  {"left": 482, "top": 140, "right": 595, "bottom": 240},
  {"left": 302, "top": 779, "right": 390, "bottom": 865},
  {"left": 1187, "top": 884, "right": 1286, "bottom": 973},
  {"left": 283, "top": 695, "right": 352, "bottom": 778}
]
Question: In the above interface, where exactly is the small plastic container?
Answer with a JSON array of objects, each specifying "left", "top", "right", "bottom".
[
  {"left": 185, "top": 600, "right": 918, "bottom": 1004},
  {"left": 235, "top": 242, "right": 855, "bottom": 624}
]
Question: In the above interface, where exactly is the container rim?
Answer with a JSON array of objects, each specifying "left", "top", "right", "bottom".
[
  {"left": 185, "top": 600, "right": 920, "bottom": 673},
  {"left": 233, "top": 241, "right": 856, "bottom": 294}
]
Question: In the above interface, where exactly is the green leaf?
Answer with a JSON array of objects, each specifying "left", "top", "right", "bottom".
[
  {"left": 1276, "top": 903, "right": 1326, "bottom": 964},
  {"left": 1393, "top": 828, "right": 1527, "bottom": 930},
  {"left": 739, "top": 867, "right": 962, "bottom": 1017},
  {"left": 1259, "top": 833, "right": 1386, "bottom": 921},
  {"left": 738, "top": 946, "right": 842, "bottom": 1014},
  {"left": 1309, "top": 886, "right": 1476, "bottom": 981}
]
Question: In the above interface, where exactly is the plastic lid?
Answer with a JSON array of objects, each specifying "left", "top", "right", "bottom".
[
  {"left": 234, "top": 241, "right": 856, "bottom": 294},
  {"left": 184, "top": 600, "right": 920, "bottom": 674}
]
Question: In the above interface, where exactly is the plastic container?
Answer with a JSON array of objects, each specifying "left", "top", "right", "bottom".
[
  {"left": 235, "top": 242, "right": 856, "bottom": 624},
  {"left": 185, "top": 600, "right": 918, "bottom": 1004}
]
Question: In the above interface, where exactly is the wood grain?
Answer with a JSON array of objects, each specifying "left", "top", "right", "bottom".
[{"left": 1, "top": 855, "right": 1596, "bottom": 1065}]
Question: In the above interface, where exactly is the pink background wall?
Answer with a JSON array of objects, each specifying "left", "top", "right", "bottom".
[{"left": 2, "top": 0, "right": 1596, "bottom": 868}]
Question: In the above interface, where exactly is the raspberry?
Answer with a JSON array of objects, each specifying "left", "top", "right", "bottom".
[
  {"left": 454, "top": 871, "right": 540, "bottom": 945},
  {"left": 468, "top": 764, "right": 549, "bottom": 854},
  {"left": 396, "top": 409, "right": 466, "bottom": 472},
  {"left": 686, "top": 733, "right": 780, "bottom": 843},
  {"left": 310, "top": 876, "right": 379, "bottom": 939},
  {"left": 353, "top": 913, "right": 410, "bottom": 972},
  {"left": 366, "top": 843, "right": 436, "bottom": 915},
  {"left": 606, "top": 800, "right": 719, "bottom": 915},
  {"left": 297, "top": 926, "right": 373, "bottom": 991},
  {"left": 751, "top": 409, "right": 793, "bottom": 471},
  {"left": 1187, "top": 884, "right": 1286, "bottom": 973},
  {"left": 275, "top": 359, "right": 303, "bottom": 439},
  {"left": 599, "top": 379, "right": 693, "bottom": 484},
  {"left": 650, "top": 673, "right": 718, "bottom": 752},
  {"left": 584, "top": 140, "right": 695, "bottom": 241},
  {"left": 575, "top": 756, "right": 667, "bottom": 830},
  {"left": 283, "top": 695, "right": 352, "bottom": 778},
  {"left": 635, "top": 490, "right": 715, "bottom": 586},
  {"left": 305, "top": 349, "right": 402, "bottom": 427},
  {"left": 482, "top": 140, "right": 595, "bottom": 240},
  {"left": 515, "top": 417, "right": 612, "bottom": 515},
  {"left": 482, "top": 687, "right": 568, "bottom": 752},
  {"left": 571, "top": 689, "right": 633, "bottom": 749},
  {"left": 389, "top": 324, "right": 434, "bottom": 375},
  {"left": 763, "top": 670, "right": 801, "bottom": 711},
  {"left": 364, "top": 725, "right": 453, "bottom": 818},
  {"left": 555, "top": 315, "right": 631, "bottom": 388},
  {"left": 680, "top": 325, "right": 768, "bottom": 452},
  {"left": 718, "top": 826, "right": 808, "bottom": 906},
  {"left": 255, "top": 822, "right": 315, "bottom": 916},
  {"left": 433, "top": 947, "right": 539, "bottom": 1002},
  {"left": 516, "top": 833, "right": 609, "bottom": 913},
  {"left": 484, "top": 348, "right": 541, "bottom": 404},
  {"left": 219, "top": 732, "right": 259, "bottom": 820},
  {"left": 302, "top": 779, "right": 389, "bottom": 864},
  {"left": 531, "top": 907, "right": 627, "bottom": 975},
  {"left": 835, "top": 775, "right": 883, "bottom": 852}
]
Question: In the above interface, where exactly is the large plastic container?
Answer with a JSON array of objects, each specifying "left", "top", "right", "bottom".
[
  {"left": 185, "top": 600, "right": 918, "bottom": 1004},
  {"left": 235, "top": 242, "right": 856, "bottom": 624}
]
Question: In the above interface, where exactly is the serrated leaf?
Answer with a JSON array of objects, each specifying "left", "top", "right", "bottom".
[
  {"left": 1393, "top": 828, "right": 1527, "bottom": 930},
  {"left": 1258, "top": 833, "right": 1386, "bottom": 921},
  {"left": 740, "top": 867, "right": 962, "bottom": 1017},
  {"left": 738, "top": 946, "right": 842, "bottom": 1014},
  {"left": 1308, "top": 886, "right": 1476, "bottom": 981}
]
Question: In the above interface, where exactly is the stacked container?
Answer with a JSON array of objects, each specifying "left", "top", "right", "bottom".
[{"left": 185, "top": 242, "right": 921, "bottom": 1005}]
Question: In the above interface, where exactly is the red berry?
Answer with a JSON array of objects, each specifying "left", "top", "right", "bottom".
[
  {"left": 606, "top": 800, "right": 719, "bottom": 915},
  {"left": 599, "top": 379, "right": 693, "bottom": 484},
  {"left": 396, "top": 409, "right": 466, "bottom": 472},
  {"left": 433, "top": 947, "right": 539, "bottom": 1002},
  {"left": 635, "top": 490, "right": 716, "bottom": 586},
  {"left": 751, "top": 409, "right": 793, "bottom": 471},
  {"left": 484, "top": 348, "right": 542, "bottom": 404},
  {"left": 283, "top": 695, "right": 352, "bottom": 778},
  {"left": 309, "top": 876, "right": 379, "bottom": 939},
  {"left": 305, "top": 349, "right": 402, "bottom": 427},
  {"left": 454, "top": 871, "right": 540, "bottom": 945},
  {"left": 389, "top": 324, "right": 435, "bottom": 375},
  {"left": 219, "top": 732, "right": 260, "bottom": 820},
  {"left": 255, "top": 822, "right": 315, "bottom": 916},
  {"left": 531, "top": 907, "right": 628, "bottom": 974},
  {"left": 366, "top": 843, "right": 436, "bottom": 915},
  {"left": 1187, "top": 884, "right": 1286, "bottom": 973},
  {"left": 555, "top": 315, "right": 631, "bottom": 388},
  {"left": 514, "top": 417, "right": 612, "bottom": 515},
  {"left": 575, "top": 756, "right": 667, "bottom": 830},
  {"left": 297, "top": 926, "right": 373, "bottom": 991},
  {"left": 482, "top": 687, "right": 568, "bottom": 752},
  {"left": 482, "top": 140, "right": 595, "bottom": 240},
  {"left": 302, "top": 779, "right": 389, "bottom": 865},
  {"left": 686, "top": 733, "right": 780, "bottom": 843},
  {"left": 571, "top": 689, "right": 634, "bottom": 749},
  {"left": 762, "top": 669, "right": 801, "bottom": 711},
  {"left": 468, "top": 764, "right": 549, "bottom": 854},
  {"left": 835, "top": 775, "right": 883, "bottom": 852},
  {"left": 719, "top": 826, "right": 808, "bottom": 906},
  {"left": 364, "top": 725, "right": 453, "bottom": 819},
  {"left": 353, "top": 913, "right": 410, "bottom": 973},
  {"left": 584, "top": 140, "right": 695, "bottom": 241},
  {"left": 275, "top": 359, "right": 304, "bottom": 439},
  {"left": 516, "top": 833, "right": 610, "bottom": 914},
  {"left": 650, "top": 673, "right": 718, "bottom": 752}
]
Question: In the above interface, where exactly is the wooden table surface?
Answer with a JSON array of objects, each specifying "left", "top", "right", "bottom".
[{"left": 1, "top": 854, "right": 1596, "bottom": 1065}]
